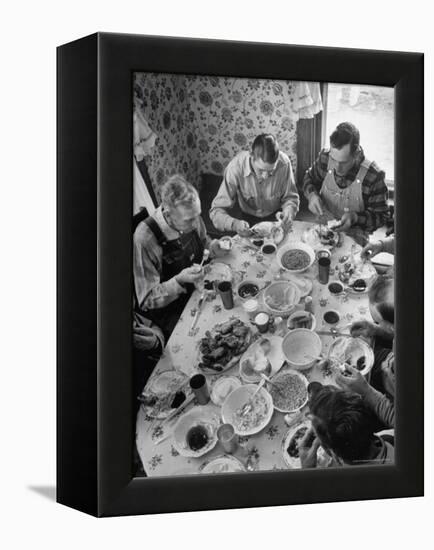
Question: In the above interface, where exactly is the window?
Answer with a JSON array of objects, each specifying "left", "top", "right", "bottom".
[{"left": 324, "top": 84, "right": 395, "bottom": 186}]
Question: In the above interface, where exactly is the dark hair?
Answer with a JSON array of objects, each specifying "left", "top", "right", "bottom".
[
  {"left": 308, "top": 384, "right": 378, "bottom": 463},
  {"left": 329, "top": 122, "right": 360, "bottom": 154},
  {"left": 252, "top": 134, "right": 279, "bottom": 163},
  {"left": 368, "top": 274, "right": 394, "bottom": 323}
]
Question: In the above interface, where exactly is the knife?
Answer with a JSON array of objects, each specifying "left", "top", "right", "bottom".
[{"left": 190, "top": 291, "right": 206, "bottom": 331}]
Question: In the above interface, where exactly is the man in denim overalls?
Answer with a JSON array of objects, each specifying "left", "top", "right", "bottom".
[{"left": 303, "top": 122, "right": 390, "bottom": 246}]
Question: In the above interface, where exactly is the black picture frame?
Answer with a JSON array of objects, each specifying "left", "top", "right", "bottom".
[{"left": 57, "top": 32, "right": 424, "bottom": 517}]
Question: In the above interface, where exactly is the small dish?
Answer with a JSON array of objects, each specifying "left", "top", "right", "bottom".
[
  {"left": 173, "top": 407, "right": 219, "bottom": 458},
  {"left": 287, "top": 310, "right": 316, "bottom": 331}
]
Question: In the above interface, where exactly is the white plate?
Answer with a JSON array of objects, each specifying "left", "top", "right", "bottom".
[
  {"left": 173, "top": 407, "right": 219, "bottom": 458},
  {"left": 142, "top": 371, "right": 190, "bottom": 419},
  {"left": 199, "top": 454, "right": 246, "bottom": 474},
  {"left": 239, "top": 336, "right": 285, "bottom": 383},
  {"left": 210, "top": 376, "right": 242, "bottom": 406},
  {"left": 282, "top": 420, "right": 332, "bottom": 469},
  {"left": 203, "top": 261, "right": 232, "bottom": 283},
  {"left": 147, "top": 371, "right": 187, "bottom": 396},
  {"left": 221, "top": 384, "right": 274, "bottom": 436},
  {"left": 282, "top": 420, "right": 311, "bottom": 468},
  {"left": 250, "top": 221, "right": 284, "bottom": 244},
  {"left": 328, "top": 336, "right": 375, "bottom": 376}
]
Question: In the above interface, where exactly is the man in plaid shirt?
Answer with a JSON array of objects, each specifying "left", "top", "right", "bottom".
[{"left": 303, "top": 122, "right": 390, "bottom": 243}]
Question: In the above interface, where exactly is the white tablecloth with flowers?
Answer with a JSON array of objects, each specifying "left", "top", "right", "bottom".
[{"left": 136, "top": 221, "right": 373, "bottom": 476}]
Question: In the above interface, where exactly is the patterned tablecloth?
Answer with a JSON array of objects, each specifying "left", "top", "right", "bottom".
[{"left": 136, "top": 221, "right": 373, "bottom": 476}]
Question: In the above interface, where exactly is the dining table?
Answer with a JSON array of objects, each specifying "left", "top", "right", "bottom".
[{"left": 136, "top": 220, "right": 375, "bottom": 476}]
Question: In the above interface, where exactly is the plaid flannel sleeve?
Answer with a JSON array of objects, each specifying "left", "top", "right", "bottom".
[
  {"left": 357, "top": 166, "right": 389, "bottom": 232},
  {"left": 302, "top": 149, "right": 329, "bottom": 198}
]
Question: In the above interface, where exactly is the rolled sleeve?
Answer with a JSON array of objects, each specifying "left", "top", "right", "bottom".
[
  {"left": 280, "top": 161, "right": 300, "bottom": 220},
  {"left": 133, "top": 227, "right": 186, "bottom": 311}
]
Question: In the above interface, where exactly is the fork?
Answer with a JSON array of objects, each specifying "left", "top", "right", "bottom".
[{"left": 239, "top": 379, "right": 266, "bottom": 416}]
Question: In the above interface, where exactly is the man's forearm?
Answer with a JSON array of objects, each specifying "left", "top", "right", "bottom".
[{"left": 209, "top": 206, "right": 236, "bottom": 232}]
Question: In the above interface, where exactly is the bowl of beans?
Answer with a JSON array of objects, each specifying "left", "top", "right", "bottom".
[{"left": 277, "top": 241, "right": 315, "bottom": 274}]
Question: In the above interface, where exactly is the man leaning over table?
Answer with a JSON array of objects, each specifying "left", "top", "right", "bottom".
[
  {"left": 303, "top": 122, "right": 390, "bottom": 246},
  {"left": 209, "top": 133, "right": 300, "bottom": 237},
  {"left": 133, "top": 174, "right": 229, "bottom": 342}
]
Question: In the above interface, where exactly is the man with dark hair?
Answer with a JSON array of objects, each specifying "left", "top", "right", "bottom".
[
  {"left": 210, "top": 134, "right": 299, "bottom": 236},
  {"left": 299, "top": 382, "right": 394, "bottom": 468},
  {"left": 303, "top": 122, "right": 389, "bottom": 245}
]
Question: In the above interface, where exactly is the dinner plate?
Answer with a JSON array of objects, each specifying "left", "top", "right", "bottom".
[
  {"left": 281, "top": 420, "right": 311, "bottom": 468},
  {"left": 302, "top": 224, "right": 339, "bottom": 249},
  {"left": 148, "top": 371, "right": 187, "bottom": 396},
  {"left": 203, "top": 261, "right": 232, "bottom": 283},
  {"left": 281, "top": 420, "right": 331, "bottom": 469},
  {"left": 141, "top": 371, "right": 190, "bottom": 419},
  {"left": 250, "top": 221, "right": 284, "bottom": 244},
  {"left": 173, "top": 407, "right": 220, "bottom": 458},
  {"left": 210, "top": 376, "right": 242, "bottom": 406},
  {"left": 239, "top": 336, "right": 285, "bottom": 383},
  {"left": 199, "top": 454, "right": 246, "bottom": 474},
  {"left": 327, "top": 336, "right": 375, "bottom": 376}
]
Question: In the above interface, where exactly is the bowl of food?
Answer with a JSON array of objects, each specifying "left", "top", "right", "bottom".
[
  {"left": 239, "top": 336, "right": 285, "bottom": 383},
  {"left": 282, "top": 329, "right": 322, "bottom": 370},
  {"left": 267, "top": 369, "right": 308, "bottom": 413},
  {"left": 263, "top": 280, "right": 301, "bottom": 317},
  {"left": 237, "top": 280, "right": 261, "bottom": 301},
  {"left": 173, "top": 407, "right": 220, "bottom": 457},
  {"left": 287, "top": 310, "right": 316, "bottom": 331},
  {"left": 327, "top": 336, "right": 375, "bottom": 377},
  {"left": 221, "top": 384, "right": 274, "bottom": 436},
  {"left": 277, "top": 241, "right": 315, "bottom": 273}
]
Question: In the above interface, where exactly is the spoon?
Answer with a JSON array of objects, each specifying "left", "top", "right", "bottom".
[{"left": 198, "top": 248, "right": 210, "bottom": 268}]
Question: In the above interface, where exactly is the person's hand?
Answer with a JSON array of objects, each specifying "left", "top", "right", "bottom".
[
  {"left": 350, "top": 319, "right": 377, "bottom": 339},
  {"left": 361, "top": 241, "right": 383, "bottom": 260},
  {"left": 279, "top": 209, "right": 293, "bottom": 231},
  {"left": 334, "top": 211, "right": 358, "bottom": 233},
  {"left": 299, "top": 427, "right": 321, "bottom": 469},
  {"left": 133, "top": 326, "right": 159, "bottom": 352},
  {"left": 233, "top": 220, "right": 252, "bottom": 238},
  {"left": 336, "top": 364, "right": 369, "bottom": 396},
  {"left": 307, "top": 193, "right": 324, "bottom": 216},
  {"left": 176, "top": 264, "right": 204, "bottom": 285}
]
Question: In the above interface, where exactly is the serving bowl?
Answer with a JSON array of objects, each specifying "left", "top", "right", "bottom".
[
  {"left": 263, "top": 280, "right": 301, "bottom": 317},
  {"left": 281, "top": 329, "right": 322, "bottom": 370},
  {"left": 267, "top": 369, "right": 309, "bottom": 413},
  {"left": 277, "top": 241, "right": 315, "bottom": 273},
  {"left": 221, "top": 384, "right": 273, "bottom": 436}
]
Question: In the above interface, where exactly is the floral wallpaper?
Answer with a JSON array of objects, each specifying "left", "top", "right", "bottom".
[{"left": 134, "top": 72, "right": 300, "bottom": 202}]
